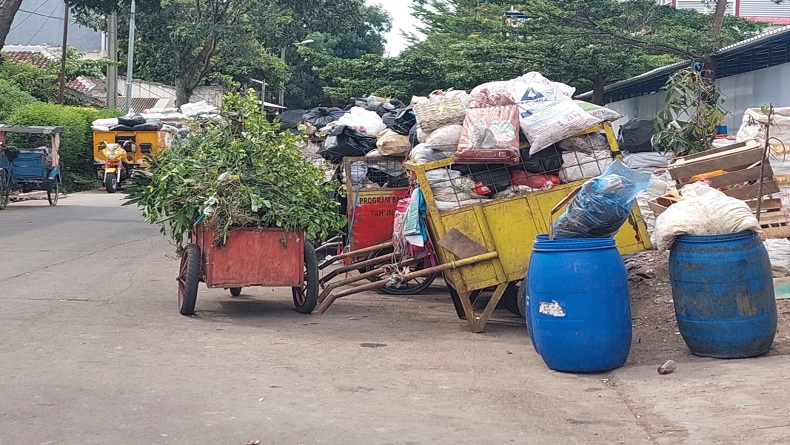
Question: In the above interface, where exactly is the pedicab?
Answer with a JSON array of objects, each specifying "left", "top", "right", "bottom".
[
  {"left": 316, "top": 155, "right": 437, "bottom": 296},
  {"left": 316, "top": 122, "right": 653, "bottom": 332},
  {"left": 177, "top": 224, "right": 318, "bottom": 315},
  {"left": 0, "top": 125, "right": 63, "bottom": 209}
]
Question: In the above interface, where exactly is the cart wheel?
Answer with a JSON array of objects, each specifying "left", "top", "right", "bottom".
[
  {"left": 229, "top": 287, "right": 242, "bottom": 297},
  {"left": 364, "top": 248, "right": 437, "bottom": 295},
  {"left": 292, "top": 241, "right": 318, "bottom": 313},
  {"left": 105, "top": 174, "right": 118, "bottom": 193},
  {"left": 0, "top": 169, "right": 9, "bottom": 210},
  {"left": 47, "top": 183, "right": 58, "bottom": 206},
  {"left": 498, "top": 281, "right": 523, "bottom": 316},
  {"left": 177, "top": 244, "right": 201, "bottom": 315}
]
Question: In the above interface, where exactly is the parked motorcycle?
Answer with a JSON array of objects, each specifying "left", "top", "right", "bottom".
[{"left": 99, "top": 140, "right": 131, "bottom": 193}]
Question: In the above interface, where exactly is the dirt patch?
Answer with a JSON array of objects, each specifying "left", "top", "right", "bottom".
[{"left": 624, "top": 250, "right": 790, "bottom": 367}]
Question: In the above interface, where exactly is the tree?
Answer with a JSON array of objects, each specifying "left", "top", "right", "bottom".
[
  {"left": 0, "top": 0, "right": 23, "bottom": 56},
  {"left": 313, "top": 0, "right": 767, "bottom": 104}
]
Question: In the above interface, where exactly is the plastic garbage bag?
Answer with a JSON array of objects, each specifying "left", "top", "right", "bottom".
[
  {"left": 652, "top": 182, "right": 762, "bottom": 251},
  {"left": 456, "top": 105, "right": 521, "bottom": 164},
  {"left": 303, "top": 107, "right": 346, "bottom": 129},
  {"left": 338, "top": 107, "right": 387, "bottom": 137},
  {"left": 382, "top": 108, "right": 416, "bottom": 135},
  {"left": 318, "top": 125, "right": 377, "bottom": 163},
  {"left": 553, "top": 160, "right": 654, "bottom": 238},
  {"left": 409, "top": 143, "right": 453, "bottom": 164}
]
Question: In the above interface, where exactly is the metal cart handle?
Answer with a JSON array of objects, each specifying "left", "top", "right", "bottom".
[{"left": 548, "top": 185, "right": 582, "bottom": 241}]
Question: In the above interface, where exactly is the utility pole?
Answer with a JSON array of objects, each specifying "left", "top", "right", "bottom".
[
  {"left": 125, "top": 0, "right": 136, "bottom": 114},
  {"left": 279, "top": 47, "right": 286, "bottom": 107},
  {"left": 106, "top": 12, "right": 118, "bottom": 110},
  {"left": 57, "top": 1, "right": 69, "bottom": 104}
]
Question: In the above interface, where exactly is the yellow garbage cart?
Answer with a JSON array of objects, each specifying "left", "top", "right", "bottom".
[{"left": 406, "top": 122, "right": 652, "bottom": 332}]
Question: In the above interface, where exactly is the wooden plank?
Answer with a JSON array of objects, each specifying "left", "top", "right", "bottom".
[
  {"left": 758, "top": 212, "right": 790, "bottom": 226},
  {"left": 763, "top": 226, "right": 790, "bottom": 239},
  {"left": 668, "top": 140, "right": 758, "bottom": 167},
  {"left": 681, "top": 164, "right": 775, "bottom": 188},
  {"left": 748, "top": 199, "right": 784, "bottom": 211},
  {"left": 437, "top": 229, "right": 488, "bottom": 260},
  {"left": 722, "top": 180, "right": 780, "bottom": 200},
  {"left": 668, "top": 145, "right": 765, "bottom": 182}
]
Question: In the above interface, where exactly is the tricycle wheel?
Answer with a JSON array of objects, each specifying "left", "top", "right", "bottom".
[
  {"left": 104, "top": 174, "right": 118, "bottom": 193},
  {"left": 47, "top": 183, "right": 58, "bottom": 206},
  {"left": 292, "top": 241, "right": 318, "bottom": 314},
  {"left": 364, "top": 247, "right": 436, "bottom": 295},
  {"left": 177, "top": 243, "right": 201, "bottom": 315},
  {"left": 229, "top": 287, "right": 242, "bottom": 297},
  {"left": 499, "top": 281, "right": 522, "bottom": 317},
  {"left": 0, "top": 169, "right": 9, "bottom": 210}
]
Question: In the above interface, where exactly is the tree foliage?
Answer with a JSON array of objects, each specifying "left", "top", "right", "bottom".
[{"left": 315, "top": 0, "right": 766, "bottom": 104}]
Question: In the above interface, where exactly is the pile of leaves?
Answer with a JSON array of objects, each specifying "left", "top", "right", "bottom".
[{"left": 126, "top": 91, "right": 346, "bottom": 253}]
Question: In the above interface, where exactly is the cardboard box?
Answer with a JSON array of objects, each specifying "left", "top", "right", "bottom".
[{"left": 648, "top": 191, "right": 681, "bottom": 216}]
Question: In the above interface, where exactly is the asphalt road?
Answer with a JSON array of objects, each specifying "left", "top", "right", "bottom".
[{"left": 1, "top": 191, "right": 789, "bottom": 445}]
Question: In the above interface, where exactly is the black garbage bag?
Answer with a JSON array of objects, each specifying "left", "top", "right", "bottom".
[
  {"left": 132, "top": 120, "right": 163, "bottom": 131},
  {"left": 515, "top": 144, "right": 563, "bottom": 175},
  {"left": 118, "top": 114, "right": 146, "bottom": 127},
  {"left": 276, "top": 109, "right": 306, "bottom": 132},
  {"left": 375, "top": 99, "right": 407, "bottom": 116},
  {"left": 109, "top": 124, "right": 133, "bottom": 131},
  {"left": 303, "top": 107, "right": 345, "bottom": 129},
  {"left": 618, "top": 119, "right": 654, "bottom": 153},
  {"left": 453, "top": 164, "right": 511, "bottom": 197},
  {"left": 386, "top": 173, "right": 410, "bottom": 188},
  {"left": 317, "top": 125, "right": 377, "bottom": 163},
  {"left": 382, "top": 108, "right": 416, "bottom": 136},
  {"left": 343, "top": 97, "right": 368, "bottom": 111}
]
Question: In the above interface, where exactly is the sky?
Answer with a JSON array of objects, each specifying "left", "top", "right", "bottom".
[{"left": 366, "top": 1, "right": 423, "bottom": 56}]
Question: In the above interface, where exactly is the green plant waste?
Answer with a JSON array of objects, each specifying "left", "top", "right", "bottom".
[{"left": 125, "top": 91, "right": 346, "bottom": 254}]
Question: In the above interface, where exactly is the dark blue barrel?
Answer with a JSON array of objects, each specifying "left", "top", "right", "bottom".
[
  {"left": 527, "top": 237, "right": 631, "bottom": 372},
  {"left": 669, "top": 230, "right": 777, "bottom": 358}
]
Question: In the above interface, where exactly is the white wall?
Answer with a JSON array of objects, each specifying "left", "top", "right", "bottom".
[{"left": 605, "top": 62, "right": 790, "bottom": 134}]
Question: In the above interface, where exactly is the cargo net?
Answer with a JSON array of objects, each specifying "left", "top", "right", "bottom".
[
  {"left": 343, "top": 156, "right": 410, "bottom": 190},
  {"left": 417, "top": 131, "right": 615, "bottom": 211}
]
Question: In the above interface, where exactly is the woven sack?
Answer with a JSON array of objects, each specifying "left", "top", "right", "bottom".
[{"left": 413, "top": 97, "right": 466, "bottom": 132}]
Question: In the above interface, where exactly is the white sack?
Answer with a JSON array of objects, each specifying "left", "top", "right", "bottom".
[
  {"left": 736, "top": 107, "right": 790, "bottom": 149},
  {"left": 652, "top": 182, "right": 762, "bottom": 251},
  {"left": 338, "top": 107, "right": 387, "bottom": 137},
  {"left": 409, "top": 143, "right": 453, "bottom": 164},
  {"left": 558, "top": 150, "right": 613, "bottom": 183},
  {"left": 424, "top": 124, "right": 463, "bottom": 151},
  {"left": 92, "top": 118, "right": 118, "bottom": 127}
]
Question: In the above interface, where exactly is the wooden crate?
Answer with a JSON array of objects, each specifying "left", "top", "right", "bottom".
[{"left": 668, "top": 140, "right": 790, "bottom": 238}]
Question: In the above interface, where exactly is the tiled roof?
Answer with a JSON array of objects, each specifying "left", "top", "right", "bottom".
[
  {"left": 94, "top": 96, "right": 165, "bottom": 112},
  {"left": 1, "top": 48, "right": 97, "bottom": 94}
]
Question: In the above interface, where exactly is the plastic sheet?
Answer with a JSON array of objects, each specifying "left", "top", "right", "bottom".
[{"left": 553, "top": 160, "right": 654, "bottom": 238}]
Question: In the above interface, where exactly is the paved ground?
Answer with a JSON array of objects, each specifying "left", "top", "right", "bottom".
[{"left": 1, "top": 191, "right": 789, "bottom": 445}]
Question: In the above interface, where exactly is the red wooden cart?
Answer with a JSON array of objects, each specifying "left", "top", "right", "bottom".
[{"left": 177, "top": 224, "right": 318, "bottom": 315}]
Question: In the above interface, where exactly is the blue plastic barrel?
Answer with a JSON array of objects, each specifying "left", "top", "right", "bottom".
[
  {"left": 669, "top": 231, "right": 777, "bottom": 358},
  {"left": 527, "top": 237, "right": 631, "bottom": 372}
]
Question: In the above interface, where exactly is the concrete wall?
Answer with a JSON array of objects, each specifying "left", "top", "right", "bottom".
[{"left": 605, "top": 62, "right": 790, "bottom": 135}]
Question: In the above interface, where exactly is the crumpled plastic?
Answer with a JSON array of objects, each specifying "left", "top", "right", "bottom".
[{"left": 553, "top": 160, "right": 654, "bottom": 238}]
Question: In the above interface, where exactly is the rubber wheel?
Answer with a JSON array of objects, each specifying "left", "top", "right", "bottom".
[
  {"left": 498, "top": 281, "right": 522, "bottom": 316},
  {"left": 364, "top": 247, "right": 437, "bottom": 295},
  {"left": 292, "top": 241, "right": 318, "bottom": 313},
  {"left": 229, "top": 287, "right": 242, "bottom": 297},
  {"left": 104, "top": 174, "right": 118, "bottom": 193},
  {"left": 517, "top": 279, "right": 526, "bottom": 320},
  {"left": 177, "top": 244, "right": 201, "bottom": 315},
  {"left": 0, "top": 169, "right": 9, "bottom": 210},
  {"left": 47, "top": 183, "right": 58, "bottom": 206}
]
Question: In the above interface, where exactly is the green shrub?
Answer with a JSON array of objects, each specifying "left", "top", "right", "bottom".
[
  {"left": 7, "top": 103, "right": 103, "bottom": 192},
  {"left": 0, "top": 80, "right": 39, "bottom": 121}
]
